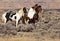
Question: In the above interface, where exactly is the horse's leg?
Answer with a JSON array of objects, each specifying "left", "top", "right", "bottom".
[
  {"left": 3, "top": 18, "right": 7, "bottom": 25},
  {"left": 16, "top": 20, "right": 18, "bottom": 28},
  {"left": 26, "top": 17, "right": 29, "bottom": 24},
  {"left": 22, "top": 16, "right": 26, "bottom": 24}
]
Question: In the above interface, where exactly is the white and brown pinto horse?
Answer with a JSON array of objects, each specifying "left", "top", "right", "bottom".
[{"left": 22, "top": 4, "right": 42, "bottom": 24}]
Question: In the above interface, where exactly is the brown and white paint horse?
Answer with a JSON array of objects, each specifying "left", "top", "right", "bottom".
[{"left": 22, "top": 4, "right": 42, "bottom": 24}]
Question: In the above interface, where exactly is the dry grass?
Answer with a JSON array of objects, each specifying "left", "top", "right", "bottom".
[
  {"left": 41, "top": 38, "right": 60, "bottom": 41},
  {"left": 0, "top": 9, "right": 60, "bottom": 41},
  {"left": 0, "top": 36, "right": 60, "bottom": 41},
  {"left": 0, "top": 36, "right": 38, "bottom": 41}
]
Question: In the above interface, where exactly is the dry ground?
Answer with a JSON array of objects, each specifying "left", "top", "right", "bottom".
[
  {"left": 0, "top": 35, "right": 60, "bottom": 41},
  {"left": 0, "top": 9, "right": 60, "bottom": 41}
]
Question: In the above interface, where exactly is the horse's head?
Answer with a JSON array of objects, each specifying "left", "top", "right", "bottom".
[
  {"left": 32, "top": 4, "right": 42, "bottom": 13},
  {"left": 37, "top": 5, "right": 42, "bottom": 13}
]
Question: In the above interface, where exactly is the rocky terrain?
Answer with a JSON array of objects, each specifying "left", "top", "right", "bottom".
[{"left": 0, "top": 9, "right": 60, "bottom": 41}]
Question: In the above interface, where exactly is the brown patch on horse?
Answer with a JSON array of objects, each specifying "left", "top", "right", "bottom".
[
  {"left": 33, "top": 14, "right": 38, "bottom": 19},
  {"left": 37, "top": 5, "right": 42, "bottom": 13},
  {"left": 22, "top": 7, "right": 30, "bottom": 24},
  {"left": 22, "top": 13, "right": 30, "bottom": 24}
]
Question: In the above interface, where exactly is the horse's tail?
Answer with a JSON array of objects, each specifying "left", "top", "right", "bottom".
[{"left": 1, "top": 15, "right": 5, "bottom": 23}]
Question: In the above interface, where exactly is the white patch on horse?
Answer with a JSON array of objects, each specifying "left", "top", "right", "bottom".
[{"left": 28, "top": 8, "right": 36, "bottom": 19}]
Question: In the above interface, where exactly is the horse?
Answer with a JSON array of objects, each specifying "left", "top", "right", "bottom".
[{"left": 22, "top": 4, "right": 42, "bottom": 24}]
